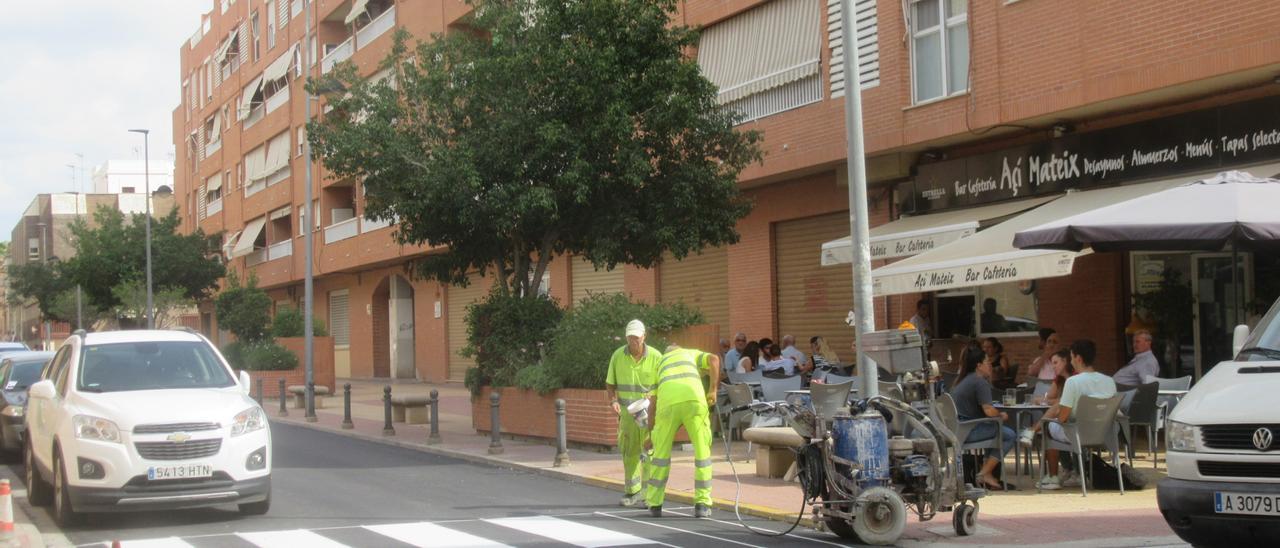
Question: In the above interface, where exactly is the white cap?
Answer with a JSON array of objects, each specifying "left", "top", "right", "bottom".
[{"left": 625, "top": 319, "right": 646, "bottom": 338}]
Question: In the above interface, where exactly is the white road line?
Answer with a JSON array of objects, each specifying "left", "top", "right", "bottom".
[
  {"left": 364, "top": 522, "right": 514, "bottom": 548},
  {"left": 236, "top": 529, "right": 351, "bottom": 548},
  {"left": 486, "top": 515, "right": 653, "bottom": 548},
  {"left": 593, "top": 511, "right": 763, "bottom": 548},
  {"left": 112, "top": 538, "right": 197, "bottom": 548},
  {"left": 662, "top": 508, "right": 847, "bottom": 547}
]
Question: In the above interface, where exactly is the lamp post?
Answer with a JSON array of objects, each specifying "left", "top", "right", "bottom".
[
  {"left": 302, "top": 1, "right": 317, "bottom": 421},
  {"left": 127, "top": 129, "right": 154, "bottom": 329}
]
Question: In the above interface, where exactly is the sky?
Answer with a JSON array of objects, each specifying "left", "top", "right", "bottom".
[{"left": 0, "top": 1, "right": 211, "bottom": 239}]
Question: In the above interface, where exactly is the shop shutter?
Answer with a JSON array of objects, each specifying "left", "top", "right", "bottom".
[
  {"left": 658, "top": 246, "right": 729, "bottom": 332},
  {"left": 329, "top": 290, "right": 350, "bottom": 346},
  {"left": 570, "top": 257, "right": 624, "bottom": 307},
  {"left": 775, "top": 212, "right": 855, "bottom": 361},
  {"left": 447, "top": 277, "right": 492, "bottom": 381}
]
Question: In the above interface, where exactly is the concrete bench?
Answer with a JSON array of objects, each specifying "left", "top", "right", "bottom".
[
  {"left": 288, "top": 385, "right": 331, "bottom": 409},
  {"left": 390, "top": 394, "right": 432, "bottom": 424},
  {"left": 743, "top": 427, "right": 804, "bottom": 479}
]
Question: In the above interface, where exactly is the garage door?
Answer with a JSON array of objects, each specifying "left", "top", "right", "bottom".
[
  {"left": 776, "top": 212, "right": 855, "bottom": 361},
  {"left": 446, "top": 276, "right": 492, "bottom": 381},
  {"left": 658, "top": 246, "right": 729, "bottom": 332},
  {"left": 570, "top": 257, "right": 625, "bottom": 307}
]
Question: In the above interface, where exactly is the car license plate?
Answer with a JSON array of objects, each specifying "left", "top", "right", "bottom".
[
  {"left": 1214, "top": 492, "right": 1280, "bottom": 516},
  {"left": 147, "top": 464, "right": 213, "bottom": 481}
]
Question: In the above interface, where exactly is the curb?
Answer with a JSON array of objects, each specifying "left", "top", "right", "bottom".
[{"left": 276, "top": 416, "right": 814, "bottom": 527}]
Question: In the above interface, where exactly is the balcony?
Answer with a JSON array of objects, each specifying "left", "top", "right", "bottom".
[
  {"left": 356, "top": 5, "right": 396, "bottom": 47},
  {"left": 245, "top": 248, "right": 268, "bottom": 266},
  {"left": 267, "top": 240, "right": 293, "bottom": 261},
  {"left": 205, "top": 138, "right": 222, "bottom": 157},
  {"left": 245, "top": 179, "right": 266, "bottom": 198},
  {"left": 361, "top": 215, "right": 393, "bottom": 233},
  {"left": 267, "top": 166, "right": 291, "bottom": 187},
  {"left": 244, "top": 106, "right": 265, "bottom": 130},
  {"left": 206, "top": 198, "right": 224, "bottom": 216},
  {"left": 324, "top": 217, "right": 359, "bottom": 244},
  {"left": 265, "top": 88, "right": 289, "bottom": 114},
  {"left": 321, "top": 37, "right": 354, "bottom": 74}
]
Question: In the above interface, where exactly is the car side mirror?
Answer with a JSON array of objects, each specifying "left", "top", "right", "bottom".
[
  {"left": 239, "top": 371, "right": 252, "bottom": 395},
  {"left": 1232, "top": 324, "right": 1251, "bottom": 357},
  {"left": 28, "top": 380, "right": 55, "bottom": 400}
]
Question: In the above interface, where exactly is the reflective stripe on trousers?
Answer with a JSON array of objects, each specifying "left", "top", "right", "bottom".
[{"left": 645, "top": 400, "right": 713, "bottom": 507}]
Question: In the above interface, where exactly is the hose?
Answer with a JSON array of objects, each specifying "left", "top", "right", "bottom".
[{"left": 714, "top": 407, "right": 809, "bottom": 537}]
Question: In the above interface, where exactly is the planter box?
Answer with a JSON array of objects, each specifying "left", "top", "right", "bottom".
[
  {"left": 238, "top": 337, "right": 336, "bottom": 397},
  {"left": 473, "top": 386, "right": 691, "bottom": 449}
]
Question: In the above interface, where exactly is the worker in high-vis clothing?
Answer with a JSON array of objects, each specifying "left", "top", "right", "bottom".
[
  {"left": 645, "top": 344, "right": 721, "bottom": 518},
  {"left": 606, "top": 319, "right": 663, "bottom": 507}
]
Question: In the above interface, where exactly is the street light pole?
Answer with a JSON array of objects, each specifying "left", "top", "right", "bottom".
[
  {"left": 128, "top": 129, "right": 154, "bottom": 330},
  {"left": 302, "top": 0, "right": 317, "bottom": 421},
  {"left": 839, "top": 0, "right": 877, "bottom": 399}
]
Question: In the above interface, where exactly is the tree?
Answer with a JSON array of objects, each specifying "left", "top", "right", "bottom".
[
  {"left": 214, "top": 272, "right": 272, "bottom": 343},
  {"left": 112, "top": 279, "right": 193, "bottom": 329},
  {"left": 308, "top": 0, "right": 761, "bottom": 297},
  {"left": 8, "top": 262, "right": 74, "bottom": 322}
]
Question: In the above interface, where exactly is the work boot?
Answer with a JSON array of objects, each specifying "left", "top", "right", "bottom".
[
  {"left": 619, "top": 493, "right": 642, "bottom": 507},
  {"left": 648, "top": 505, "right": 662, "bottom": 518},
  {"left": 694, "top": 504, "right": 712, "bottom": 518}
]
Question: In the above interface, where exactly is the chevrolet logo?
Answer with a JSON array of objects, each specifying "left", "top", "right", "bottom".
[{"left": 166, "top": 432, "right": 193, "bottom": 443}]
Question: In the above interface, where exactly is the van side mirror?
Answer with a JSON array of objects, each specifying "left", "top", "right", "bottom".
[
  {"left": 28, "top": 380, "right": 55, "bottom": 400},
  {"left": 239, "top": 370, "right": 252, "bottom": 395},
  {"left": 1232, "top": 324, "right": 1251, "bottom": 357}
]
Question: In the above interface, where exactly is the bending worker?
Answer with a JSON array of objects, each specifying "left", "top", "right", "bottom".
[
  {"left": 606, "top": 319, "right": 662, "bottom": 507},
  {"left": 645, "top": 343, "right": 720, "bottom": 518}
]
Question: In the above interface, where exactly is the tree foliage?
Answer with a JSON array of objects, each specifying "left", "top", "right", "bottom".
[
  {"left": 308, "top": 0, "right": 761, "bottom": 297},
  {"left": 8, "top": 262, "right": 74, "bottom": 321},
  {"left": 214, "top": 272, "right": 272, "bottom": 343}
]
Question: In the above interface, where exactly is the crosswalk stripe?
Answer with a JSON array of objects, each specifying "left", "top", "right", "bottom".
[
  {"left": 114, "top": 538, "right": 197, "bottom": 548},
  {"left": 236, "top": 529, "right": 351, "bottom": 548},
  {"left": 363, "top": 522, "right": 514, "bottom": 548},
  {"left": 486, "top": 515, "right": 652, "bottom": 548}
]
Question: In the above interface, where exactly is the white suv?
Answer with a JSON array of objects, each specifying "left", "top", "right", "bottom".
[
  {"left": 24, "top": 330, "right": 271, "bottom": 526},
  {"left": 1158, "top": 297, "right": 1280, "bottom": 544}
]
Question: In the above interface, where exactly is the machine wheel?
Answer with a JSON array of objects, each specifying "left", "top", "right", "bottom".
[
  {"left": 824, "top": 512, "right": 862, "bottom": 542},
  {"left": 953, "top": 501, "right": 978, "bottom": 536},
  {"left": 850, "top": 487, "right": 907, "bottom": 546},
  {"left": 24, "top": 442, "right": 51, "bottom": 506}
]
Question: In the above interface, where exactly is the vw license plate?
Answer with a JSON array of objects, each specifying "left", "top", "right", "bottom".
[
  {"left": 1214, "top": 492, "right": 1280, "bottom": 516},
  {"left": 147, "top": 464, "right": 213, "bottom": 481}
]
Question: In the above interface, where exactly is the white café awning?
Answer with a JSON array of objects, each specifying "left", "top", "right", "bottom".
[
  {"left": 870, "top": 178, "right": 1193, "bottom": 296},
  {"left": 230, "top": 217, "right": 267, "bottom": 258},
  {"left": 821, "top": 195, "right": 1058, "bottom": 265}
]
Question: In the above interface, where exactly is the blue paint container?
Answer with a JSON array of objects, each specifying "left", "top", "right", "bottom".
[{"left": 832, "top": 412, "right": 890, "bottom": 487}]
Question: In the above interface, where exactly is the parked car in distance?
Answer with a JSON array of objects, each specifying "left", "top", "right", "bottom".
[
  {"left": 0, "top": 351, "right": 54, "bottom": 456},
  {"left": 1158, "top": 295, "right": 1280, "bottom": 544},
  {"left": 0, "top": 342, "right": 31, "bottom": 357},
  {"left": 24, "top": 330, "right": 270, "bottom": 526}
]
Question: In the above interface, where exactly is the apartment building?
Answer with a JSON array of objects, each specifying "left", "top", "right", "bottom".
[{"left": 175, "top": 0, "right": 1280, "bottom": 383}]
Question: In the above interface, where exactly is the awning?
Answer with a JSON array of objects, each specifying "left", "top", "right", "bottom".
[
  {"left": 244, "top": 145, "right": 267, "bottom": 182},
  {"left": 222, "top": 230, "right": 241, "bottom": 258},
  {"left": 263, "top": 131, "right": 292, "bottom": 178},
  {"left": 206, "top": 172, "right": 223, "bottom": 192},
  {"left": 239, "top": 74, "right": 265, "bottom": 118},
  {"left": 214, "top": 30, "right": 239, "bottom": 64},
  {"left": 696, "top": 0, "right": 820, "bottom": 104},
  {"left": 821, "top": 195, "right": 1058, "bottom": 265},
  {"left": 270, "top": 206, "right": 291, "bottom": 220},
  {"left": 344, "top": 0, "right": 371, "bottom": 25},
  {"left": 230, "top": 217, "right": 267, "bottom": 258},
  {"left": 262, "top": 44, "right": 297, "bottom": 83},
  {"left": 870, "top": 178, "right": 1193, "bottom": 296}
]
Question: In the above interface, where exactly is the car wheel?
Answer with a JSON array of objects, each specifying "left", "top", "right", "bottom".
[
  {"left": 238, "top": 493, "right": 271, "bottom": 516},
  {"left": 52, "top": 450, "right": 82, "bottom": 527},
  {"left": 24, "top": 442, "right": 51, "bottom": 506}
]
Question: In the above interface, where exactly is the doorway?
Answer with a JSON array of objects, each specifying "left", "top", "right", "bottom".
[
  {"left": 389, "top": 275, "right": 416, "bottom": 379},
  {"left": 1191, "top": 252, "right": 1252, "bottom": 380}
]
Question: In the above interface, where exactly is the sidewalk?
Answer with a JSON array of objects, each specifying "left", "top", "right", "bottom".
[{"left": 274, "top": 380, "right": 1185, "bottom": 546}]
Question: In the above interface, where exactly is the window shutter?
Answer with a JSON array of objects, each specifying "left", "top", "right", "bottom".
[
  {"left": 697, "top": 0, "right": 821, "bottom": 104},
  {"left": 197, "top": 183, "right": 208, "bottom": 220},
  {"left": 238, "top": 20, "right": 250, "bottom": 64},
  {"left": 828, "top": 0, "right": 880, "bottom": 98},
  {"left": 329, "top": 291, "right": 350, "bottom": 346},
  {"left": 278, "top": 0, "right": 290, "bottom": 28}
]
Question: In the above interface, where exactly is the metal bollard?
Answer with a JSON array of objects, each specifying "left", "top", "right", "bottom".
[
  {"left": 382, "top": 385, "right": 395, "bottom": 436},
  {"left": 488, "top": 391, "right": 504, "bottom": 454},
  {"left": 278, "top": 378, "right": 288, "bottom": 417},
  {"left": 305, "top": 382, "right": 318, "bottom": 423},
  {"left": 427, "top": 389, "right": 442, "bottom": 445},
  {"left": 342, "top": 383, "right": 354, "bottom": 429},
  {"left": 554, "top": 398, "right": 570, "bottom": 467},
  {"left": 255, "top": 378, "right": 264, "bottom": 407}
]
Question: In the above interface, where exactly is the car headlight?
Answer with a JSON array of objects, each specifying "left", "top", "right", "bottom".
[
  {"left": 1168, "top": 420, "right": 1198, "bottom": 452},
  {"left": 1, "top": 406, "right": 23, "bottom": 418},
  {"left": 73, "top": 415, "right": 122, "bottom": 444},
  {"left": 231, "top": 407, "right": 266, "bottom": 437}
]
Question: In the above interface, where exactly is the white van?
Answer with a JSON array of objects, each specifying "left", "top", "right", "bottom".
[{"left": 1158, "top": 297, "right": 1280, "bottom": 544}]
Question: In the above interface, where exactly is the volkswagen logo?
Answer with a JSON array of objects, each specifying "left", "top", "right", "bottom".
[
  {"left": 166, "top": 432, "right": 192, "bottom": 443},
  {"left": 1253, "top": 428, "right": 1274, "bottom": 451}
]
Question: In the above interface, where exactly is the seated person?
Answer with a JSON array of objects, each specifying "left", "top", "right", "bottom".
[
  {"left": 759, "top": 344, "right": 797, "bottom": 379},
  {"left": 1039, "top": 339, "right": 1116, "bottom": 490},
  {"left": 949, "top": 347, "right": 1016, "bottom": 491},
  {"left": 1113, "top": 330, "right": 1159, "bottom": 387},
  {"left": 1018, "top": 348, "right": 1075, "bottom": 488},
  {"left": 806, "top": 336, "right": 842, "bottom": 382},
  {"left": 733, "top": 341, "right": 760, "bottom": 374},
  {"left": 982, "top": 337, "right": 1016, "bottom": 390}
]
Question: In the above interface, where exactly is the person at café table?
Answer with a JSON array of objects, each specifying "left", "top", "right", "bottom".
[
  {"left": 982, "top": 336, "right": 1015, "bottom": 390},
  {"left": 949, "top": 346, "right": 1017, "bottom": 491},
  {"left": 759, "top": 344, "right": 797, "bottom": 379},
  {"left": 1038, "top": 340, "right": 1116, "bottom": 490},
  {"left": 1024, "top": 328, "right": 1061, "bottom": 385},
  {"left": 723, "top": 332, "right": 748, "bottom": 379},
  {"left": 1112, "top": 330, "right": 1159, "bottom": 387},
  {"left": 1018, "top": 348, "right": 1076, "bottom": 489}
]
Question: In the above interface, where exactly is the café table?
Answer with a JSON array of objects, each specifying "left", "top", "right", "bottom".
[{"left": 993, "top": 402, "right": 1052, "bottom": 479}]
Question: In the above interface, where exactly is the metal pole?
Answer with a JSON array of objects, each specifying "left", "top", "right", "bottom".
[
  {"left": 75, "top": 285, "right": 82, "bottom": 330},
  {"left": 554, "top": 398, "right": 569, "bottom": 467},
  {"left": 428, "top": 389, "right": 441, "bottom": 445},
  {"left": 255, "top": 378, "right": 264, "bottom": 406},
  {"left": 305, "top": 382, "right": 317, "bottom": 422},
  {"left": 383, "top": 386, "right": 395, "bottom": 436},
  {"left": 839, "top": 0, "right": 877, "bottom": 399},
  {"left": 128, "top": 129, "right": 154, "bottom": 330},
  {"left": 302, "top": 0, "right": 317, "bottom": 423},
  {"left": 342, "top": 383, "right": 354, "bottom": 429},
  {"left": 278, "top": 378, "right": 288, "bottom": 417},
  {"left": 488, "top": 392, "right": 504, "bottom": 454}
]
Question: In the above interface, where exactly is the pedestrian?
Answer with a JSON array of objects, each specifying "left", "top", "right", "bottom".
[
  {"left": 645, "top": 343, "right": 720, "bottom": 518},
  {"left": 909, "top": 299, "right": 932, "bottom": 341},
  {"left": 605, "top": 319, "right": 663, "bottom": 507}
]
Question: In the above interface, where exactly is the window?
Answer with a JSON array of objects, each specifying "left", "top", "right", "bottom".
[
  {"left": 78, "top": 341, "right": 235, "bottom": 393},
  {"left": 329, "top": 290, "right": 350, "bottom": 346},
  {"left": 296, "top": 126, "right": 306, "bottom": 157},
  {"left": 27, "top": 237, "right": 39, "bottom": 260},
  {"left": 251, "top": 11, "right": 261, "bottom": 62},
  {"left": 933, "top": 281, "right": 1040, "bottom": 340},
  {"left": 910, "top": 0, "right": 968, "bottom": 103},
  {"left": 122, "top": 187, "right": 136, "bottom": 194},
  {"left": 267, "top": 0, "right": 277, "bottom": 49}
]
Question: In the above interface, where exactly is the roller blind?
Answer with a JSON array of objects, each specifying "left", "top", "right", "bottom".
[
  {"left": 570, "top": 258, "right": 625, "bottom": 307},
  {"left": 206, "top": 172, "right": 223, "bottom": 192},
  {"left": 329, "top": 290, "right": 350, "bottom": 346},
  {"left": 658, "top": 246, "right": 729, "bottom": 331},
  {"left": 244, "top": 145, "right": 267, "bottom": 182},
  {"left": 775, "top": 212, "right": 855, "bottom": 362},
  {"left": 447, "top": 276, "right": 492, "bottom": 381},
  {"left": 696, "top": 0, "right": 821, "bottom": 104},
  {"left": 263, "top": 131, "right": 291, "bottom": 176}
]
